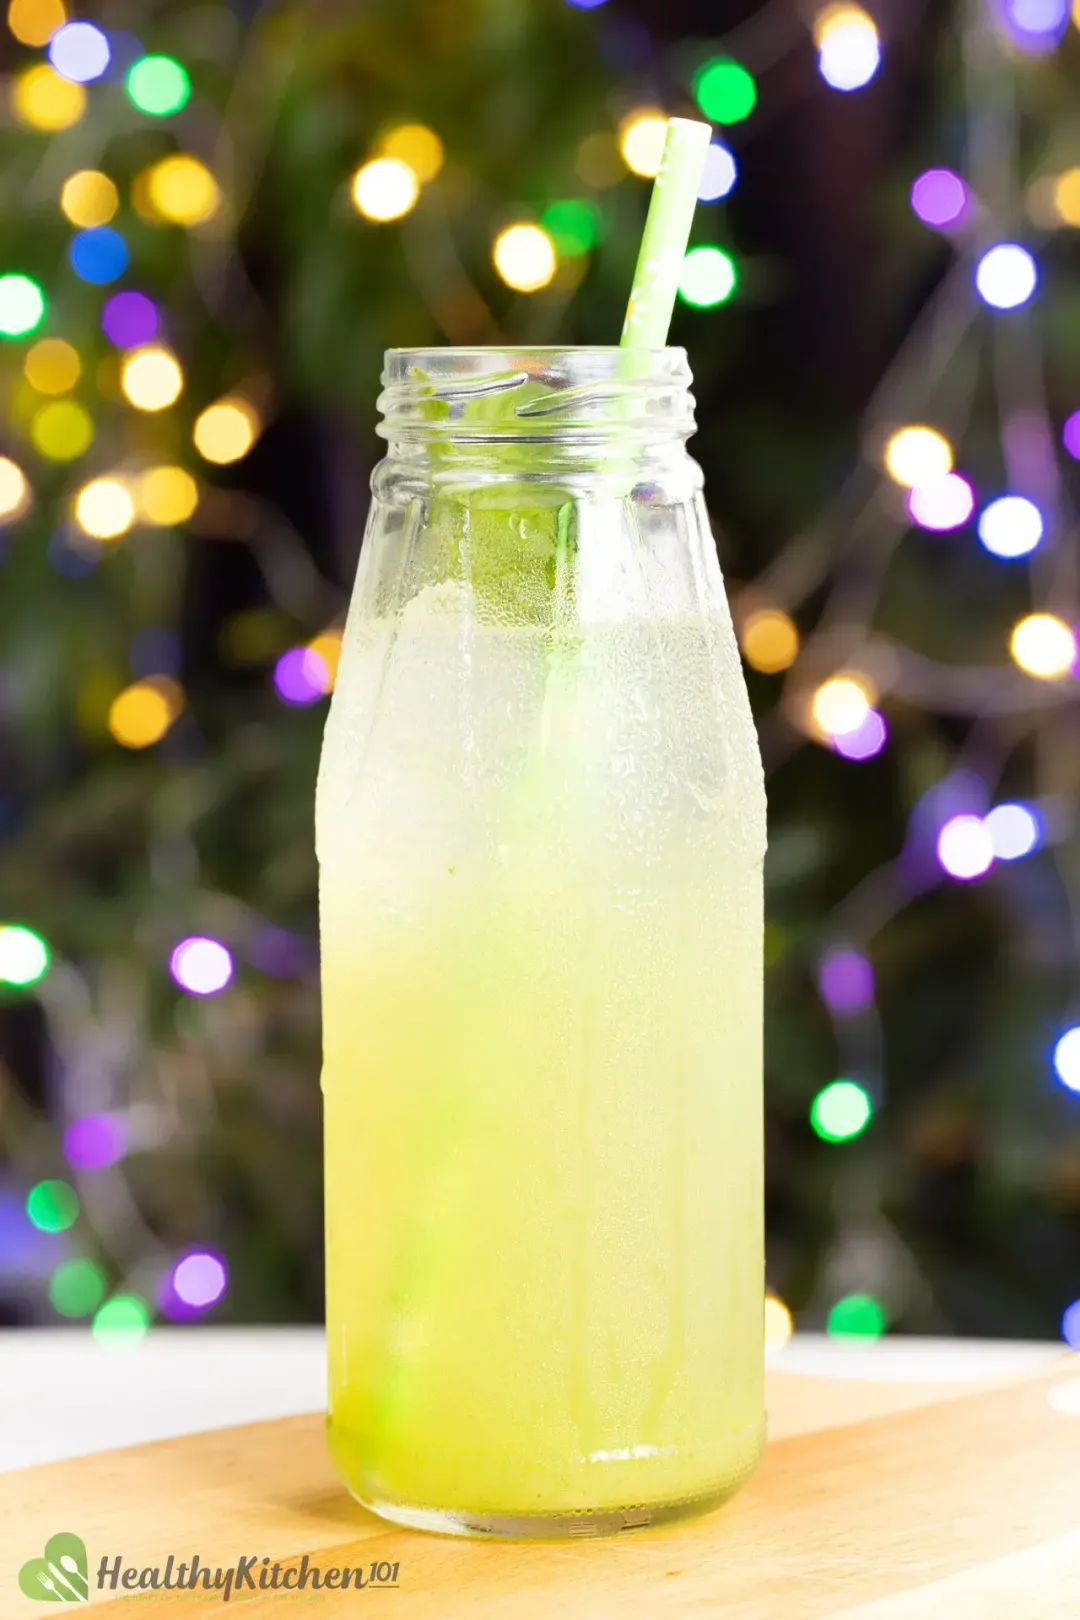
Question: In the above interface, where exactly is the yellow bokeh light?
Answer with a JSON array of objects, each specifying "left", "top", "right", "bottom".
[
  {"left": 144, "top": 155, "right": 221, "bottom": 227},
  {"left": 883, "top": 424, "right": 953, "bottom": 489},
  {"left": 139, "top": 465, "right": 199, "bottom": 526},
  {"left": 1074, "top": 0, "right": 1080, "bottom": 29},
  {"left": 308, "top": 630, "right": 343, "bottom": 691},
  {"left": 811, "top": 674, "right": 873, "bottom": 737},
  {"left": 25, "top": 338, "right": 81, "bottom": 396},
  {"left": 493, "top": 223, "right": 558, "bottom": 293},
  {"left": 74, "top": 477, "right": 135, "bottom": 541},
  {"left": 121, "top": 347, "right": 184, "bottom": 413},
  {"left": 378, "top": 124, "right": 444, "bottom": 183},
  {"left": 765, "top": 1293, "right": 794, "bottom": 1353},
  {"left": 742, "top": 609, "right": 800, "bottom": 674},
  {"left": 193, "top": 397, "right": 260, "bottom": 465},
  {"left": 108, "top": 678, "right": 183, "bottom": 750},
  {"left": 812, "top": 2, "right": 871, "bottom": 46},
  {"left": 30, "top": 400, "right": 93, "bottom": 461},
  {"left": 350, "top": 157, "right": 420, "bottom": 223},
  {"left": 60, "top": 169, "right": 119, "bottom": 228},
  {"left": 1054, "top": 168, "right": 1080, "bottom": 228},
  {"left": 0, "top": 457, "right": 30, "bottom": 520},
  {"left": 12, "top": 63, "right": 86, "bottom": 131},
  {"left": 618, "top": 110, "right": 669, "bottom": 179},
  {"left": 1009, "top": 613, "right": 1076, "bottom": 680},
  {"left": 7, "top": 0, "right": 65, "bottom": 47}
]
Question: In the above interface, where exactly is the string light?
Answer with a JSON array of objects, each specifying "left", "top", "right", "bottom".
[
  {"left": 493, "top": 223, "right": 558, "bottom": 292},
  {"left": 69, "top": 226, "right": 129, "bottom": 285},
  {"left": 64, "top": 1113, "right": 125, "bottom": 1170},
  {"left": 125, "top": 54, "right": 190, "bottom": 117},
  {"left": 0, "top": 457, "right": 30, "bottom": 520},
  {"left": 985, "top": 802, "right": 1041, "bottom": 860},
  {"left": 937, "top": 814, "right": 995, "bottom": 880},
  {"left": 977, "top": 495, "right": 1043, "bottom": 558},
  {"left": 910, "top": 168, "right": 969, "bottom": 228},
  {"left": 827, "top": 1293, "right": 886, "bottom": 1339},
  {"left": 908, "top": 473, "right": 974, "bottom": 531},
  {"left": 351, "top": 157, "right": 420, "bottom": 222},
  {"left": 883, "top": 424, "right": 952, "bottom": 487},
  {"left": 92, "top": 1295, "right": 150, "bottom": 1346},
  {"left": 975, "top": 243, "right": 1038, "bottom": 309},
  {"left": 0, "top": 273, "right": 46, "bottom": 338},
  {"left": 678, "top": 245, "right": 738, "bottom": 308},
  {"left": 138, "top": 465, "right": 198, "bottom": 526},
  {"left": 618, "top": 110, "right": 668, "bottom": 178},
  {"left": 12, "top": 63, "right": 86, "bottom": 130},
  {"left": 693, "top": 57, "right": 757, "bottom": 124},
  {"left": 742, "top": 608, "right": 799, "bottom": 672},
  {"left": 811, "top": 1078, "right": 874, "bottom": 1142},
  {"left": 698, "top": 142, "right": 738, "bottom": 202},
  {"left": 30, "top": 399, "right": 92, "bottom": 460},
  {"left": 143, "top": 154, "right": 221, "bottom": 226},
  {"left": 1009, "top": 613, "right": 1076, "bottom": 679},
  {"left": 101, "top": 290, "right": 159, "bottom": 349},
  {"left": 108, "top": 679, "right": 182, "bottom": 748},
  {"left": 7, "top": 0, "right": 66, "bottom": 48},
  {"left": 48, "top": 20, "right": 110, "bottom": 83},
  {"left": 170, "top": 936, "right": 234, "bottom": 995},
  {"left": 819, "top": 948, "right": 875, "bottom": 1014},
  {"left": 1052, "top": 1027, "right": 1080, "bottom": 1093},
  {"left": 378, "top": 124, "right": 444, "bottom": 182},
  {"left": 193, "top": 396, "right": 260, "bottom": 463},
  {"left": 540, "top": 199, "right": 601, "bottom": 255},
  {"left": 49, "top": 1258, "right": 106, "bottom": 1317},
  {"left": 26, "top": 1179, "right": 78, "bottom": 1233},
  {"left": 1063, "top": 1299, "right": 1080, "bottom": 1348},
  {"left": 60, "top": 170, "right": 119, "bottom": 228},
  {"left": 307, "top": 630, "right": 343, "bottom": 690},
  {"left": 815, "top": 6, "right": 881, "bottom": 92},
  {"left": 1053, "top": 167, "right": 1080, "bottom": 226},
  {"left": 0, "top": 923, "right": 50, "bottom": 985},
  {"left": 74, "top": 477, "right": 135, "bottom": 541},
  {"left": 120, "top": 346, "right": 184, "bottom": 412},
  {"left": 274, "top": 646, "right": 329, "bottom": 705},
  {"left": 834, "top": 709, "right": 887, "bottom": 760},
  {"left": 765, "top": 1293, "right": 794, "bottom": 1351},
  {"left": 812, "top": 674, "right": 873, "bottom": 737}
]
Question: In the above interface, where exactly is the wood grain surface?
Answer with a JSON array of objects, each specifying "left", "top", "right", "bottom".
[{"left": 3, "top": 1359, "right": 1079, "bottom": 1617}]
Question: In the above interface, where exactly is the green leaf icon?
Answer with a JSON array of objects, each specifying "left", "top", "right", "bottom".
[{"left": 18, "top": 1533, "right": 88, "bottom": 1603}]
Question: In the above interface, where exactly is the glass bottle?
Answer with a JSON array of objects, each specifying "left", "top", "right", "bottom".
[{"left": 317, "top": 347, "right": 766, "bottom": 1537}]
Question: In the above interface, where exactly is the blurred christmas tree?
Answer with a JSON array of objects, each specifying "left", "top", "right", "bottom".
[{"left": 0, "top": 0, "right": 1077, "bottom": 1346}]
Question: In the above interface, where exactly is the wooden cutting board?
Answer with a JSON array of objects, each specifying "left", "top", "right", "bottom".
[{"left": 3, "top": 1358, "right": 1079, "bottom": 1617}]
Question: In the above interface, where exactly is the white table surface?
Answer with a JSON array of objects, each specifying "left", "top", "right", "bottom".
[{"left": 0, "top": 1328, "right": 1063, "bottom": 1475}]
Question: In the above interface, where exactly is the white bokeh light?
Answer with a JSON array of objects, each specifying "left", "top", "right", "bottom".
[
  {"left": 937, "top": 815, "right": 995, "bottom": 880},
  {"left": 1053, "top": 1027, "right": 1080, "bottom": 1093},
  {"left": 984, "top": 803, "right": 1041, "bottom": 861},
  {"left": 977, "top": 495, "right": 1044, "bottom": 558},
  {"left": 975, "top": 244, "right": 1038, "bottom": 310}
]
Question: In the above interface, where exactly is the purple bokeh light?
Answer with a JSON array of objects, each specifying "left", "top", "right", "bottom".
[
  {"left": 909, "top": 168, "right": 969, "bottom": 229},
  {"left": 274, "top": 647, "right": 329, "bottom": 706},
  {"left": 908, "top": 473, "right": 975, "bottom": 532},
  {"left": 1064, "top": 1299, "right": 1080, "bottom": 1350},
  {"left": 834, "top": 709, "right": 887, "bottom": 760},
  {"left": 158, "top": 1249, "right": 228, "bottom": 1320},
  {"left": 998, "top": 0, "right": 1069, "bottom": 52},
  {"left": 819, "top": 949, "right": 876, "bottom": 1015},
  {"left": 249, "top": 924, "right": 306, "bottom": 978},
  {"left": 169, "top": 936, "right": 234, "bottom": 996},
  {"left": 1062, "top": 410, "right": 1080, "bottom": 461},
  {"left": 64, "top": 1114, "right": 125, "bottom": 1171},
  {"left": 101, "top": 290, "right": 159, "bottom": 349}
]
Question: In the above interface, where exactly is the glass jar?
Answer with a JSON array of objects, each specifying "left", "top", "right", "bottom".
[{"left": 317, "top": 347, "right": 766, "bottom": 1538}]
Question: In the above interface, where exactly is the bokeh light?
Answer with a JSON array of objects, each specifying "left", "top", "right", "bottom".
[
  {"left": 74, "top": 477, "right": 134, "bottom": 541},
  {"left": 139, "top": 465, "right": 198, "bottom": 526},
  {"left": 121, "top": 346, "right": 184, "bottom": 412},
  {"left": 908, "top": 473, "right": 974, "bottom": 531},
  {"left": 765, "top": 1293, "right": 794, "bottom": 1352},
  {"left": 173, "top": 1250, "right": 228, "bottom": 1309},
  {"left": 827, "top": 1293, "right": 886, "bottom": 1339},
  {"left": 1002, "top": 0, "right": 1070, "bottom": 50},
  {"left": 819, "top": 948, "right": 875, "bottom": 1014},
  {"left": 693, "top": 57, "right": 757, "bottom": 124},
  {"left": 61, "top": 169, "right": 119, "bottom": 228},
  {"left": 26, "top": 335, "right": 80, "bottom": 394},
  {"left": 975, "top": 243, "right": 1038, "bottom": 309},
  {"left": 742, "top": 608, "right": 799, "bottom": 673},
  {"left": 816, "top": 5, "right": 881, "bottom": 91},
  {"left": 810, "top": 1078, "right": 874, "bottom": 1142},
  {"left": 12, "top": 63, "right": 86, "bottom": 130},
  {"left": 64, "top": 1113, "right": 125, "bottom": 1171},
  {"left": 101, "top": 290, "right": 159, "bottom": 349},
  {"left": 0, "top": 923, "right": 50, "bottom": 985},
  {"left": 193, "top": 396, "right": 260, "bottom": 464},
  {"left": 69, "top": 225, "right": 129, "bottom": 285},
  {"left": 0, "top": 457, "right": 30, "bottom": 521},
  {"left": 1063, "top": 410, "right": 1080, "bottom": 460},
  {"left": 274, "top": 646, "right": 330, "bottom": 705},
  {"left": 1009, "top": 613, "right": 1076, "bottom": 679},
  {"left": 698, "top": 142, "right": 738, "bottom": 202},
  {"left": 618, "top": 110, "right": 668, "bottom": 178},
  {"left": 125, "top": 54, "right": 190, "bottom": 117},
  {"left": 0, "top": 273, "right": 46, "bottom": 338},
  {"left": 985, "top": 802, "right": 1041, "bottom": 860},
  {"left": 26, "top": 1179, "right": 78, "bottom": 1233},
  {"left": 48, "top": 20, "right": 109, "bottom": 82},
  {"left": 937, "top": 814, "right": 995, "bottom": 880},
  {"left": 977, "top": 495, "right": 1044, "bottom": 558},
  {"left": 884, "top": 424, "right": 953, "bottom": 488},
  {"left": 307, "top": 630, "right": 343, "bottom": 691},
  {"left": 833, "top": 708, "right": 888, "bottom": 760},
  {"left": 170, "top": 935, "right": 234, "bottom": 996},
  {"left": 493, "top": 223, "right": 558, "bottom": 292},
  {"left": 812, "top": 674, "right": 872, "bottom": 737},
  {"left": 678, "top": 245, "right": 737, "bottom": 308},
  {"left": 50, "top": 1257, "right": 106, "bottom": 1318},
  {"left": 1063, "top": 1299, "right": 1080, "bottom": 1348},
  {"left": 378, "top": 123, "right": 444, "bottom": 182},
  {"left": 30, "top": 399, "right": 92, "bottom": 460},
  {"left": 8, "top": 0, "right": 66, "bottom": 48},
  {"left": 1053, "top": 167, "right": 1080, "bottom": 226},
  {"left": 540, "top": 199, "right": 601, "bottom": 256},
  {"left": 1052, "top": 1027, "right": 1080, "bottom": 1093},
  {"left": 108, "top": 679, "right": 182, "bottom": 748},
  {"left": 351, "top": 157, "right": 420, "bottom": 222},
  {"left": 910, "top": 168, "right": 969, "bottom": 228},
  {"left": 92, "top": 1294, "right": 150, "bottom": 1346},
  {"left": 145, "top": 154, "right": 221, "bottom": 226}
]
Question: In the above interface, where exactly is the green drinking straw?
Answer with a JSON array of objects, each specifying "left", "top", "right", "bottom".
[{"left": 620, "top": 117, "right": 713, "bottom": 348}]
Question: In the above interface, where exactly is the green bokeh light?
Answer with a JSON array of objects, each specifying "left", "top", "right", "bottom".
[
  {"left": 0, "top": 274, "right": 46, "bottom": 339},
  {"left": 693, "top": 58, "right": 757, "bottom": 124},
  {"left": 0, "top": 923, "right": 50, "bottom": 985},
  {"left": 125, "top": 55, "right": 190, "bottom": 117},
  {"left": 540, "top": 199, "right": 601, "bottom": 256},
  {"left": 93, "top": 1294, "right": 151, "bottom": 1344},
  {"left": 677, "top": 245, "right": 737, "bottom": 309},
  {"left": 810, "top": 1078, "right": 873, "bottom": 1143},
  {"left": 827, "top": 1293, "right": 887, "bottom": 1340},
  {"left": 50, "top": 1258, "right": 106, "bottom": 1318},
  {"left": 26, "top": 1179, "right": 79, "bottom": 1233}
]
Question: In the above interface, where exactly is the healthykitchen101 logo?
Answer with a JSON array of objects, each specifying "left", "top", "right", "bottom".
[{"left": 19, "top": 1532, "right": 401, "bottom": 1603}]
